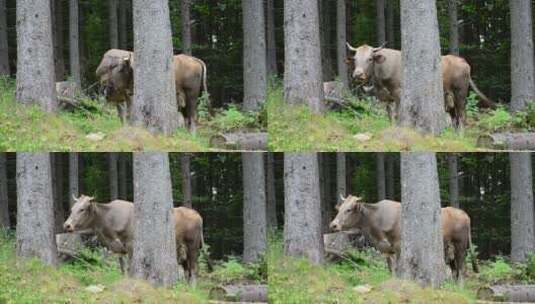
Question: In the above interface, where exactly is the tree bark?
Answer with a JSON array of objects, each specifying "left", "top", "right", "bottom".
[
  {"left": 266, "top": 153, "right": 277, "bottom": 230},
  {"left": 0, "top": 153, "right": 9, "bottom": 228},
  {"left": 376, "top": 0, "right": 386, "bottom": 45},
  {"left": 242, "top": 153, "right": 267, "bottom": 263},
  {"left": 131, "top": 0, "right": 180, "bottom": 134},
  {"left": 447, "top": 0, "right": 459, "bottom": 56},
  {"left": 266, "top": 0, "right": 278, "bottom": 76},
  {"left": 336, "top": 0, "right": 348, "bottom": 88},
  {"left": 16, "top": 153, "right": 57, "bottom": 265},
  {"left": 209, "top": 132, "right": 268, "bottom": 151},
  {"left": 0, "top": 0, "right": 9, "bottom": 75},
  {"left": 181, "top": 0, "right": 192, "bottom": 55},
  {"left": 69, "top": 0, "right": 81, "bottom": 87},
  {"left": 386, "top": 0, "right": 395, "bottom": 48},
  {"left": 284, "top": 153, "right": 324, "bottom": 264},
  {"left": 16, "top": 0, "right": 57, "bottom": 112},
  {"left": 510, "top": 153, "right": 535, "bottom": 263},
  {"left": 131, "top": 152, "right": 179, "bottom": 286},
  {"left": 477, "top": 133, "right": 535, "bottom": 150},
  {"left": 52, "top": 0, "right": 65, "bottom": 81},
  {"left": 376, "top": 153, "right": 386, "bottom": 201},
  {"left": 118, "top": 153, "right": 128, "bottom": 199},
  {"left": 399, "top": 0, "right": 447, "bottom": 134},
  {"left": 386, "top": 154, "right": 395, "bottom": 199},
  {"left": 180, "top": 153, "right": 192, "bottom": 208},
  {"left": 68, "top": 153, "right": 79, "bottom": 206},
  {"left": 210, "top": 284, "right": 268, "bottom": 303},
  {"left": 399, "top": 152, "right": 446, "bottom": 287},
  {"left": 447, "top": 154, "right": 459, "bottom": 208},
  {"left": 336, "top": 153, "right": 346, "bottom": 202},
  {"left": 108, "top": 153, "right": 119, "bottom": 200},
  {"left": 284, "top": 0, "right": 324, "bottom": 113},
  {"left": 119, "top": 0, "right": 128, "bottom": 49},
  {"left": 109, "top": 0, "right": 119, "bottom": 49},
  {"left": 52, "top": 153, "right": 65, "bottom": 234},
  {"left": 510, "top": 0, "right": 535, "bottom": 112}
]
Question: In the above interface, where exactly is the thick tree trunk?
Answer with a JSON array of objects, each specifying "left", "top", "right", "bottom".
[
  {"left": 284, "top": 0, "right": 324, "bottom": 113},
  {"left": 266, "top": 0, "right": 278, "bottom": 76},
  {"left": 478, "top": 285, "right": 535, "bottom": 302},
  {"left": 131, "top": 0, "right": 180, "bottom": 134},
  {"left": 510, "top": 0, "right": 534, "bottom": 112},
  {"left": 336, "top": 0, "right": 348, "bottom": 88},
  {"left": 109, "top": 0, "right": 119, "bottom": 49},
  {"left": 181, "top": 0, "right": 192, "bottom": 55},
  {"left": 118, "top": 153, "right": 128, "bottom": 199},
  {"left": 448, "top": 154, "right": 459, "bottom": 208},
  {"left": 448, "top": 0, "right": 459, "bottom": 55},
  {"left": 69, "top": 0, "right": 81, "bottom": 87},
  {"left": 284, "top": 153, "right": 324, "bottom": 264},
  {"left": 336, "top": 153, "right": 346, "bottom": 202},
  {"left": 386, "top": 0, "right": 395, "bottom": 47},
  {"left": 108, "top": 153, "right": 119, "bottom": 200},
  {"left": 16, "top": 153, "right": 58, "bottom": 265},
  {"left": 131, "top": 152, "right": 179, "bottom": 286},
  {"left": 386, "top": 154, "right": 395, "bottom": 199},
  {"left": 242, "top": 153, "right": 267, "bottom": 263},
  {"left": 376, "top": 0, "right": 386, "bottom": 45},
  {"left": 266, "top": 153, "right": 277, "bottom": 230},
  {"left": 16, "top": 0, "right": 57, "bottom": 112},
  {"left": 399, "top": 0, "right": 447, "bottom": 134},
  {"left": 510, "top": 153, "right": 535, "bottom": 263},
  {"left": 376, "top": 153, "right": 386, "bottom": 201},
  {"left": 52, "top": 0, "right": 65, "bottom": 81},
  {"left": 477, "top": 133, "right": 535, "bottom": 150},
  {"left": 399, "top": 152, "right": 446, "bottom": 287},
  {"left": 68, "top": 153, "right": 79, "bottom": 205},
  {"left": 180, "top": 153, "right": 192, "bottom": 208},
  {"left": 119, "top": 0, "right": 128, "bottom": 49},
  {"left": 209, "top": 132, "right": 268, "bottom": 151},
  {"left": 0, "top": 0, "right": 9, "bottom": 75},
  {"left": 0, "top": 153, "right": 9, "bottom": 228}
]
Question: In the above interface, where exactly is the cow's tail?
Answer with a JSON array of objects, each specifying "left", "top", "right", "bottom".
[
  {"left": 469, "top": 77, "right": 496, "bottom": 109},
  {"left": 199, "top": 219, "right": 214, "bottom": 272},
  {"left": 468, "top": 224, "right": 480, "bottom": 273},
  {"left": 193, "top": 57, "right": 211, "bottom": 113}
]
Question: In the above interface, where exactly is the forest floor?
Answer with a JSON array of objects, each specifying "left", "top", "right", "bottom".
[
  {"left": 268, "top": 84, "right": 535, "bottom": 152},
  {"left": 268, "top": 236, "right": 535, "bottom": 304},
  {"left": 0, "top": 231, "right": 266, "bottom": 303},
  {"left": 0, "top": 77, "right": 265, "bottom": 151}
]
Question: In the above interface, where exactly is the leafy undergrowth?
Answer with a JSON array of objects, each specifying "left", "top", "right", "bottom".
[
  {"left": 0, "top": 230, "right": 264, "bottom": 304},
  {"left": 0, "top": 77, "right": 264, "bottom": 151}
]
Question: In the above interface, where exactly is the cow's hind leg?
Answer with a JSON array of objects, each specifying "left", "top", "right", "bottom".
[{"left": 185, "top": 90, "right": 199, "bottom": 134}]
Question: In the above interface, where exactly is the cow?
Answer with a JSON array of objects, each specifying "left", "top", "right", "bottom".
[
  {"left": 346, "top": 43, "right": 493, "bottom": 128},
  {"left": 63, "top": 195, "right": 204, "bottom": 284},
  {"left": 329, "top": 195, "right": 478, "bottom": 282}
]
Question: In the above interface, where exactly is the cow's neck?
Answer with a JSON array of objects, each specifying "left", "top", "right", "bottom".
[
  {"left": 360, "top": 205, "right": 383, "bottom": 242},
  {"left": 91, "top": 203, "right": 111, "bottom": 227}
]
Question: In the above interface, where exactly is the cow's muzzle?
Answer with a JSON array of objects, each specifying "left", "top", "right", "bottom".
[
  {"left": 63, "top": 223, "right": 74, "bottom": 233},
  {"left": 329, "top": 221, "right": 341, "bottom": 232}
]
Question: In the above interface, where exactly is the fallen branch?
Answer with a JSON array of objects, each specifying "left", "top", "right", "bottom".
[
  {"left": 477, "top": 133, "right": 535, "bottom": 150},
  {"left": 210, "top": 132, "right": 268, "bottom": 151},
  {"left": 209, "top": 284, "right": 268, "bottom": 303},
  {"left": 477, "top": 285, "right": 535, "bottom": 302}
]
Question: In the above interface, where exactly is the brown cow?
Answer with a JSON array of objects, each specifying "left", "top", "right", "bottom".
[
  {"left": 63, "top": 195, "right": 204, "bottom": 283},
  {"left": 329, "top": 195, "right": 478, "bottom": 281}
]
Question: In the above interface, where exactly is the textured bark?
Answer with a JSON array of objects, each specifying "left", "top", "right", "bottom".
[
  {"left": 119, "top": 0, "right": 128, "bottom": 49},
  {"left": 108, "top": 153, "right": 119, "bottom": 200},
  {"left": 266, "top": 0, "right": 278, "bottom": 75},
  {"left": 376, "top": 0, "right": 386, "bottom": 45},
  {"left": 52, "top": 154, "right": 65, "bottom": 233},
  {"left": 69, "top": 0, "right": 81, "bottom": 87},
  {"left": 447, "top": 154, "right": 459, "bottom": 208},
  {"left": 181, "top": 0, "right": 192, "bottom": 55},
  {"left": 266, "top": 153, "right": 277, "bottom": 230},
  {"left": 510, "top": 0, "right": 535, "bottom": 112},
  {"left": 336, "top": 0, "right": 348, "bottom": 88},
  {"left": 209, "top": 132, "right": 268, "bottom": 151},
  {"left": 376, "top": 153, "right": 386, "bottom": 201},
  {"left": 0, "top": 153, "right": 9, "bottom": 228},
  {"left": 131, "top": 0, "right": 180, "bottom": 134},
  {"left": 284, "top": 0, "right": 324, "bottom": 113},
  {"left": 131, "top": 152, "right": 179, "bottom": 286},
  {"left": 447, "top": 0, "right": 459, "bottom": 56},
  {"left": 180, "top": 153, "right": 192, "bottom": 208},
  {"left": 478, "top": 285, "right": 535, "bottom": 302},
  {"left": 0, "top": 0, "right": 9, "bottom": 75},
  {"left": 386, "top": 154, "right": 395, "bottom": 199},
  {"left": 118, "top": 153, "right": 128, "bottom": 199},
  {"left": 399, "top": 0, "right": 447, "bottom": 134},
  {"left": 336, "top": 153, "right": 346, "bottom": 202},
  {"left": 399, "top": 152, "right": 446, "bottom": 287},
  {"left": 16, "top": 153, "right": 57, "bottom": 265},
  {"left": 52, "top": 0, "right": 65, "bottom": 81},
  {"left": 510, "top": 153, "right": 535, "bottom": 263},
  {"left": 242, "top": 153, "right": 267, "bottom": 263},
  {"left": 109, "top": 0, "right": 119, "bottom": 48},
  {"left": 243, "top": 0, "right": 267, "bottom": 112},
  {"left": 386, "top": 0, "right": 395, "bottom": 47},
  {"left": 16, "top": 0, "right": 57, "bottom": 112},
  {"left": 68, "top": 153, "right": 79, "bottom": 206},
  {"left": 284, "top": 153, "right": 324, "bottom": 264}
]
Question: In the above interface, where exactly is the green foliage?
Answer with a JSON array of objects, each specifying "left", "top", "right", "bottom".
[
  {"left": 477, "top": 107, "right": 515, "bottom": 132},
  {"left": 210, "top": 256, "right": 265, "bottom": 284},
  {"left": 209, "top": 105, "right": 261, "bottom": 132},
  {"left": 479, "top": 257, "right": 518, "bottom": 284}
]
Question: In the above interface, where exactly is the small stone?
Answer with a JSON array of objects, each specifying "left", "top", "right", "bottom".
[
  {"left": 85, "top": 284, "right": 105, "bottom": 294},
  {"left": 353, "top": 284, "right": 373, "bottom": 294},
  {"left": 353, "top": 133, "right": 373, "bottom": 142},
  {"left": 86, "top": 132, "right": 105, "bottom": 141}
]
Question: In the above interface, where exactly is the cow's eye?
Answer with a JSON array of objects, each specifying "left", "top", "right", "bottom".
[
  {"left": 80, "top": 208, "right": 85, "bottom": 212},
  {"left": 345, "top": 209, "right": 351, "bottom": 213},
  {"left": 368, "top": 58, "right": 373, "bottom": 62}
]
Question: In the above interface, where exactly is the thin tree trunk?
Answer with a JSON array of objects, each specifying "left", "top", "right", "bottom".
[
  {"left": 284, "top": 153, "right": 324, "bottom": 264},
  {"left": 386, "top": 154, "right": 395, "bottom": 199},
  {"left": 16, "top": 0, "right": 57, "bottom": 112},
  {"left": 131, "top": 152, "right": 179, "bottom": 286},
  {"left": 266, "top": 0, "right": 278, "bottom": 75},
  {"left": 180, "top": 153, "right": 192, "bottom": 208},
  {"left": 336, "top": 0, "right": 348, "bottom": 88},
  {"left": 181, "top": 0, "right": 192, "bottom": 55},
  {"left": 376, "top": 0, "right": 386, "bottom": 45},
  {"left": 0, "top": 0, "right": 9, "bottom": 75},
  {"left": 386, "top": 0, "right": 395, "bottom": 47},
  {"left": 119, "top": 0, "right": 128, "bottom": 49},
  {"left": 242, "top": 153, "right": 267, "bottom": 263},
  {"left": 16, "top": 153, "right": 57, "bottom": 265},
  {"left": 68, "top": 153, "right": 79, "bottom": 205},
  {"left": 119, "top": 153, "right": 128, "bottom": 199},
  {"left": 109, "top": 0, "right": 119, "bottom": 49},
  {"left": 53, "top": 154, "right": 65, "bottom": 233},
  {"left": 266, "top": 153, "right": 277, "bottom": 230},
  {"left": 510, "top": 153, "right": 535, "bottom": 263},
  {"left": 69, "top": 0, "right": 81, "bottom": 87},
  {"left": 319, "top": 0, "right": 333, "bottom": 81},
  {"left": 0, "top": 153, "right": 9, "bottom": 228},
  {"left": 399, "top": 152, "right": 446, "bottom": 287},
  {"left": 376, "top": 153, "right": 386, "bottom": 201},
  {"left": 336, "top": 152, "right": 346, "bottom": 202},
  {"left": 108, "top": 153, "right": 119, "bottom": 200},
  {"left": 53, "top": 0, "right": 65, "bottom": 81},
  {"left": 448, "top": 0, "right": 459, "bottom": 56},
  {"left": 448, "top": 154, "right": 459, "bottom": 208}
]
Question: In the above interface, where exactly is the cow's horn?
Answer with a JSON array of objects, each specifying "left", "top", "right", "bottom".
[
  {"left": 72, "top": 194, "right": 78, "bottom": 201},
  {"left": 346, "top": 42, "right": 358, "bottom": 52},
  {"left": 339, "top": 194, "right": 347, "bottom": 202},
  {"left": 372, "top": 42, "right": 388, "bottom": 53}
]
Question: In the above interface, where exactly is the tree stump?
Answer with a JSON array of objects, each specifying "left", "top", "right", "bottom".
[
  {"left": 210, "top": 133, "right": 268, "bottom": 151},
  {"left": 477, "top": 285, "right": 535, "bottom": 302},
  {"left": 477, "top": 133, "right": 535, "bottom": 151}
]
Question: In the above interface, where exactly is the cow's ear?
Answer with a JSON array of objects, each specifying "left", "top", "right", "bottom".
[
  {"left": 345, "top": 57, "right": 354, "bottom": 64},
  {"left": 373, "top": 54, "right": 386, "bottom": 64}
]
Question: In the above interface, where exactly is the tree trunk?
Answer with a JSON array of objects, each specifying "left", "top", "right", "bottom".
[
  {"left": 399, "top": 0, "right": 447, "bottom": 134},
  {"left": 319, "top": 0, "right": 333, "bottom": 81},
  {"left": 336, "top": 0, "right": 348, "bottom": 88},
  {"left": 284, "top": 0, "right": 324, "bottom": 113},
  {"left": 52, "top": 154, "right": 65, "bottom": 233},
  {"left": 376, "top": 153, "right": 386, "bottom": 201},
  {"left": 109, "top": 0, "right": 119, "bottom": 49},
  {"left": 108, "top": 153, "right": 119, "bottom": 200},
  {"left": 118, "top": 153, "right": 128, "bottom": 199},
  {"left": 399, "top": 152, "right": 446, "bottom": 287},
  {"left": 210, "top": 284, "right": 268, "bottom": 303},
  {"left": 319, "top": 154, "right": 332, "bottom": 233},
  {"left": 69, "top": 0, "right": 81, "bottom": 87},
  {"left": 181, "top": 0, "right": 192, "bottom": 55},
  {"left": 68, "top": 153, "right": 79, "bottom": 205},
  {"left": 376, "top": 0, "right": 386, "bottom": 45},
  {"left": 52, "top": 0, "right": 65, "bottom": 81},
  {"left": 131, "top": 152, "right": 179, "bottom": 286},
  {"left": 266, "top": 153, "right": 277, "bottom": 230},
  {"left": 243, "top": 153, "right": 267, "bottom": 263},
  {"left": 16, "top": 153, "right": 57, "bottom": 265},
  {"left": 266, "top": 0, "right": 278, "bottom": 76},
  {"left": 284, "top": 153, "right": 324, "bottom": 264},
  {"left": 16, "top": 0, "right": 57, "bottom": 112},
  {"left": 336, "top": 152, "right": 346, "bottom": 202},
  {"left": 510, "top": 153, "right": 535, "bottom": 263},
  {"left": 0, "top": 0, "right": 9, "bottom": 75},
  {"left": 131, "top": 0, "right": 180, "bottom": 134},
  {"left": 448, "top": 154, "right": 459, "bottom": 208},
  {"left": 209, "top": 132, "right": 268, "bottom": 151},
  {"left": 386, "top": 154, "right": 395, "bottom": 199},
  {"left": 477, "top": 133, "right": 535, "bottom": 150},
  {"left": 447, "top": 0, "right": 459, "bottom": 56},
  {"left": 510, "top": 0, "right": 535, "bottom": 112},
  {"left": 180, "top": 153, "right": 192, "bottom": 208},
  {"left": 119, "top": 0, "right": 128, "bottom": 49},
  {"left": 386, "top": 0, "right": 395, "bottom": 47},
  {"left": 0, "top": 153, "right": 9, "bottom": 228},
  {"left": 478, "top": 285, "right": 535, "bottom": 302}
]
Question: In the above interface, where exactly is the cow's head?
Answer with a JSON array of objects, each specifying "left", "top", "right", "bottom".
[
  {"left": 96, "top": 55, "right": 133, "bottom": 101},
  {"left": 346, "top": 42, "right": 387, "bottom": 82},
  {"left": 63, "top": 195, "right": 96, "bottom": 233},
  {"left": 329, "top": 195, "right": 368, "bottom": 232}
]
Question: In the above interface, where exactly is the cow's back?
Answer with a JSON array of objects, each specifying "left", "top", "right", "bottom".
[
  {"left": 173, "top": 54, "right": 204, "bottom": 91},
  {"left": 442, "top": 55, "right": 470, "bottom": 90},
  {"left": 173, "top": 207, "right": 203, "bottom": 246},
  {"left": 372, "top": 200, "right": 402, "bottom": 232},
  {"left": 441, "top": 207, "right": 470, "bottom": 245},
  {"left": 103, "top": 200, "right": 135, "bottom": 236}
]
